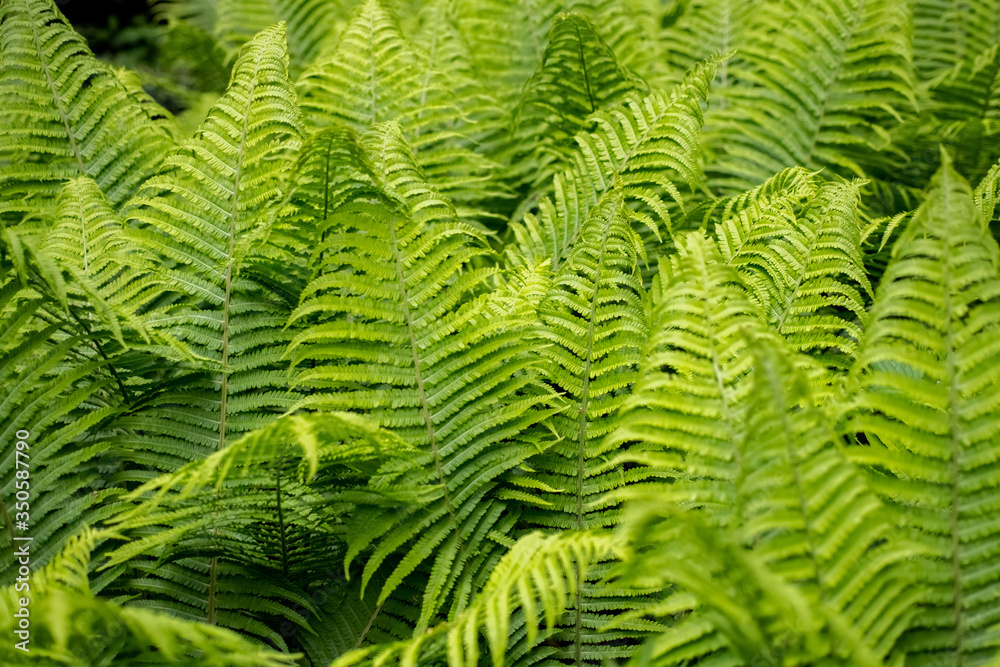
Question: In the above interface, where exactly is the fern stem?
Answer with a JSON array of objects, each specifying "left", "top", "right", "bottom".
[
  {"left": 941, "top": 173, "right": 966, "bottom": 665},
  {"left": 206, "top": 35, "right": 266, "bottom": 626},
  {"left": 571, "top": 19, "right": 597, "bottom": 114},
  {"left": 28, "top": 10, "right": 85, "bottom": 175},
  {"left": 384, "top": 183, "right": 456, "bottom": 522},
  {"left": 570, "top": 200, "right": 615, "bottom": 666}
]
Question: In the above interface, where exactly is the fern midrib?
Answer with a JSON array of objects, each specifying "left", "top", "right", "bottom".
[
  {"left": 379, "top": 135, "right": 456, "bottom": 524},
  {"left": 208, "top": 41, "right": 267, "bottom": 626},
  {"left": 768, "top": 364, "right": 825, "bottom": 594},
  {"left": 699, "top": 262, "right": 742, "bottom": 511},
  {"left": 571, "top": 19, "right": 597, "bottom": 115},
  {"left": 941, "top": 176, "right": 966, "bottom": 665},
  {"left": 28, "top": 10, "right": 86, "bottom": 174},
  {"left": 773, "top": 211, "right": 820, "bottom": 331},
  {"left": 556, "top": 90, "right": 671, "bottom": 266},
  {"left": 569, "top": 204, "right": 615, "bottom": 667}
]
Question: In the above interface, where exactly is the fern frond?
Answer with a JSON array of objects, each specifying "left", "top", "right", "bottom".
[
  {"left": 705, "top": 0, "right": 915, "bottom": 192},
  {"left": 288, "top": 122, "right": 554, "bottom": 630},
  {"left": 215, "top": 0, "right": 343, "bottom": 73},
  {"left": 299, "top": 0, "right": 509, "bottom": 224},
  {"left": 605, "top": 232, "right": 769, "bottom": 518},
  {"left": 659, "top": 0, "right": 764, "bottom": 90},
  {"left": 0, "top": 528, "right": 299, "bottom": 666},
  {"left": 328, "top": 531, "right": 617, "bottom": 667},
  {"left": 298, "top": 0, "right": 421, "bottom": 130},
  {"left": 102, "top": 23, "right": 308, "bottom": 644},
  {"left": 913, "top": 0, "right": 1000, "bottom": 80},
  {"left": 509, "top": 55, "right": 721, "bottom": 269},
  {"left": 100, "top": 412, "right": 417, "bottom": 650},
  {"left": 40, "top": 176, "right": 181, "bottom": 349},
  {"left": 510, "top": 12, "right": 644, "bottom": 193},
  {"left": 0, "top": 271, "right": 126, "bottom": 585},
  {"left": 612, "top": 336, "right": 922, "bottom": 666},
  {"left": 510, "top": 187, "right": 657, "bottom": 664},
  {"left": 0, "top": 0, "right": 176, "bottom": 225},
  {"left": 719, "top": 175, "right": 873, "bottom": 369},
  {"left": 847, "top": 155, "right": 1000, "bottom": 666}
]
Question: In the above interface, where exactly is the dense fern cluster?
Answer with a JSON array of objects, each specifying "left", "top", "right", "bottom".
[{"left": 1, "top": 0, "right": 1000, "bottom": 665}]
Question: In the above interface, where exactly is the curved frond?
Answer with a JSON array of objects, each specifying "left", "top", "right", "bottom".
[
  {"left": 612, "top": 336, "right": 922, "bottom": 666},
  {"left": 0, "top": 529, "right": 298, "bottom": 666},
  {"left": 215, "top": 0, "right": 343, "bottom": 72},
  {"left": 288, "top": 122, "right": 554, "bottom": 630},
  {"left": 848, "top": 156, "right": 1000, "bottom": 666},
  {"left": 104, "top": 23, "right": 307, "bottom": 645},
  {"left": 720, "top": 175, "right": 873, "bottom": 369},
  {"left": 0, "top": 0, "right": 177, "bottom": 226},
  {"left": 509, "top": 56, "right": 722, "bottom": 269},
  {"left": 705, "top": 0, "right": 915, "bottom": 192},
  {"left": 510, "top": 12, "right": 644, "bottom": 193},
  {"left": 0, "top": 270, "right": 125, "bottom": 585}
]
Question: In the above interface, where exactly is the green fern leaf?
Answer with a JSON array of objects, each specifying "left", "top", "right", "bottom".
[
  {"left": 847, "top": 156, "right": 1000, "bottom": 666},
  {"left": 287, "top": 122, "right": 555, "bottom": 631},
  {"left": 509, "top": 55, "right": 722, "bottom": 270},
  {"left": 705, "top": 0, "right": 915, "bottom": 192},
  {"left": 0, "top": 529, "right": 299, "bottom": 666},
  {"left": 102, "top": 23, "right": 307, "bottom": 645},
  {"left": 0, "top": 0, "right": 176, "bottom": 226}
]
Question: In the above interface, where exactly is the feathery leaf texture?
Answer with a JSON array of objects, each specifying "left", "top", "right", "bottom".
[
  {"left": 2, "top": 1, "right": 1000, "bottom": 665},
  {"left": 848, "top": 157, "right": 1000, "bottom": 666},
  {"left": 509, "top": 56, "right": 721, "bottom": 269},
  {"left": 0, "top": 0, "right": 176, "bottom": 225},
  {"left": 287, "top": 122, "right": 553, "bottom": 630}
]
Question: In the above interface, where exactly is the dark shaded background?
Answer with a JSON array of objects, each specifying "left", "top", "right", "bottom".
[{"left": 57, "top": 0, "right": 157, "bottom": 59}]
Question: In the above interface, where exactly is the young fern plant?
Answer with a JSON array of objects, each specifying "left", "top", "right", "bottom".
[
  {"left": 3, "top": 1, "right": 1000, "bottom": 666},
  {"left": 285, "top": 121, "right": 555, "bottom": 632}
]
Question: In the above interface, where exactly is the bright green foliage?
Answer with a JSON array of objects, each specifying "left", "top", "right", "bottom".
[
  {"left": 848, "top": 157, "right": 1000, "bottom": 666},
  {"left": 705, "top": 0, "right": 915, "bottom": 192},
  {"left": 287, "top": 121, "right": 554, "bottom": 630},
  {"left": 0, "top": 0, "right": 177, "bottom": 227},
  {"left": 0, "top": 529, "right": 299, "bottom": 666},
  {"left": 510, "top": 55, "right": 719, "bottom": 269},
  {"left": 511, "top": 13, "right": 644, "bottom": 192},
  {"left": 611, "top": 336, "right": 923, "bottom": 666},
  {"left": 2, "top": 1, "right": 1000, "bottom": 666}
]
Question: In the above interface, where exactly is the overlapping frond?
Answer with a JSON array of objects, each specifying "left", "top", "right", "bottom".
[
  {"left": 705, "top": 0, "right": 915, "bottom": 192},
  {"left": 0, "top": 0, "right": 177, "bottom": 226},
  {"left": 100, "top": 23, "right": 307, "bottom": 644},
  {"left": 287, "top": 122, "right": 554, "bottom": 630},
  {"left": 658, "top": 0, "right": 764, "bottom": 89},
  {"left": 100, "top": 412, "right": 416, "bottom": 650},
  {"left": 612, "top": 336, "right": 922, "bottom": 666},
  {"left": 605, "top": 232, "right": 768, "bottom": 514},
  {"left": 40, "top": 176, "right": 173, "bottom": 349},
  {"left": 0, "top": 529, "right": 299, "bottom": 666},
  {"left": 298, "top": 0, "right": 420, "bottom": 129},
  {"left": 215, "top": 0, "right": 343, "bottom": 71},
  {"left": 0, "top": 268, "right": 124, "bottom": 585},
  {"left": 913, "top": 0, "right": 1000, "bottom": 79},
  {"left": 510, "top": 13, "right": 644, "bottom": 192},
  {"left": 719, "top": 176, "right": 873, "bottom": 369},
  {"left": 298, "top": 0, "right": 507, "bottom": 224},
  {"left": 328, "top": 531, "right": 617, "bottom": 667},
  {"left": 508, "top": 56, "right": 721, "bottom": 269},
  {"left": 847, "top": 157, "right": 1000, "bottom": 666},
  {"left": 507, "top": 188, "right": 656, "bottom": 664}
]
